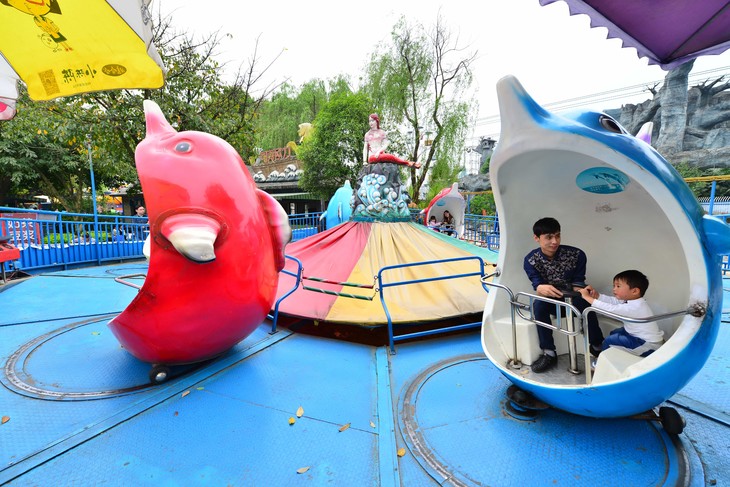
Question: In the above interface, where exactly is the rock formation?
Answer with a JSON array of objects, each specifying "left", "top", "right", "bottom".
[
  {"left": 605, "top": 60, "right": 730, "bottom": 167},
  {"left": 460, "top": 62, "right": 730, "bottom": 191}
]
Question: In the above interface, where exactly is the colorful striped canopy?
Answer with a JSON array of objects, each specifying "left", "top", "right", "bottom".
[{"left": 275, "top": 221, "right": 497, "bottom": 326}]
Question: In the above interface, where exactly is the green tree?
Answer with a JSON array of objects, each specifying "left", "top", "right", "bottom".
[
  {"left": 424, "top": 157, "right": 462, "bottom": 203},
  {"left": 673, "top": 161, "right": 711, "bottom": 197},
  {"left": 480, "top": 155, "right": 490, "bottom": 174},
  {"left": 673, "top": 161, "right": 730, "bottom": 197},
  {"left": 708, "top": 170, "right": 730, "bottom": 197},
  {"left": 78, "top": 20, "right": 281, "bottom": 170},
  {"left": 362, "top": 15, "right": 477, "bottom": 203},
  {"left": 0, "top": 88, "right": 113, "bottom": 212},
  {"left": 254, "top": 76, "right": 354, "bottom": 156},
  {"left": 467, "top": 193, "right": 495, "bottom": 216},
  {"left": 298, "top": 91, "right": 372, "bottom": 200},
  {"left": 256, "top": 80, "right": 327, "bottom": 152},
  {"left": 2, "top": 12, "right": 283, "bottom": 210}
]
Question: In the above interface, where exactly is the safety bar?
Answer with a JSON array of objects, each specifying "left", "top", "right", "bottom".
[
  {"left": 379, "top": 256, "right": 491, "bottom": 354},
  {"left": 514, "top": 292, "right": 584, "bottom": 374},
  {"left": 301, "top": 273, "right": 376, "bottom": 300},
  {"left": 480, "top": 272, "right": 522, "bottom": 369},
  {"left": 303, "top": 276, "right": 375, "bottom": 289},
  {"left": 268, "top": 255, "right": 303, "bottom": 334},
  {"left": 480, "top": 279, "right": 591, "bottom": 377},
  {"left": 483, "top": 277, "right": 706, "bottom": 383},
  {"left": 301, "top": 286, "right": 375, "bottom": 300},
  {"left": 581, "top": 303, "right": 706, "bottom": 382},
  {"left": 482, "top": 269, "right": 522, "bottom": 369},
  {"left": 113, "top": 273, "right": 147, "bottom": 290}
]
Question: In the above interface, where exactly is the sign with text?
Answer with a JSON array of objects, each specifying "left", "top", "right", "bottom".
[{"left": 1, "top": 214, "right": 42, "bottom": 246}]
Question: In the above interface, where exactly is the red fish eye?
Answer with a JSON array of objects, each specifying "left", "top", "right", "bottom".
[{"left": 175, "top": 142, "right": 192, "bottom": 153}]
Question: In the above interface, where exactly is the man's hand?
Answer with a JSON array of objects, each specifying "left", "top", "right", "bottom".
[{"left": 536, "top": 284, "right": 563, "bottom": 298}]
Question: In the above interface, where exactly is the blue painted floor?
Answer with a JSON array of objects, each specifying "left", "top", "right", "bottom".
[{"left": 0, "top": 262, "right": 728, "bottom": 486}]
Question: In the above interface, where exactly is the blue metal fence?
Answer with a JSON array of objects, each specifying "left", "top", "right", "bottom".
[
  {"left": 1, "top": 207, "right": 501, "bottom": 274},
  {"left": 409, "top": 208, "right": 500, "bottom": 250},
  {"left": 1, "top": 207, "right": 146, "bottom": 274},
  {"left": 289, "top": 212, "right": 322, "bottom": 240},
  {"left": 462, "top": 214, "right": 501, "bottom": 251}
]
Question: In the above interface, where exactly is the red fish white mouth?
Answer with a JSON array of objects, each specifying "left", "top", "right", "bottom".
[{"left": 157, "top": 212, "right": 223, "bottom": 263}]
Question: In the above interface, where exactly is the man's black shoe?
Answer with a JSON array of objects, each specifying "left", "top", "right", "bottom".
[
  {"left": 531, "top": 352, "right": 558, "bottom": 373},
  {"left": 590, "top": 346, "right": 603, "bottom": 358}
]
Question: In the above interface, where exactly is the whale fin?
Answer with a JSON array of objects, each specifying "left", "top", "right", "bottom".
[
  {"left": 257, "top": 189, "right": 292, "bottom": 271},
  {"left": 160, "top": 213, "right": 221, "bottom": 263},
  {"left": 702, "top": 215, "right": 730, "bottom": 256},
  {"left": 636, "top": 122, "right": 653, "bottom": 145}
]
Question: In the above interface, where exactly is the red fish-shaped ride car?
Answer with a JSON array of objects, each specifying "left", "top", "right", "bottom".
[{"left": 109, "top": 100, "right": 291, "bottom": 367}]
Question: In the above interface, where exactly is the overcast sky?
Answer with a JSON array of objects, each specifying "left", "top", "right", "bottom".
[{"left": 158, "top": 0, "right": 730, "bottom": 142}]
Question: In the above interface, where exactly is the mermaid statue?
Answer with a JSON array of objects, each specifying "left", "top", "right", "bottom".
[{"left": 352, "top": 113, "right": 421, "bottom": 221}]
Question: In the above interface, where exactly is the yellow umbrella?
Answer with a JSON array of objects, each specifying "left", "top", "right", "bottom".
[{"left": 0, "top": 0, "right": 165, "bottom": 119}]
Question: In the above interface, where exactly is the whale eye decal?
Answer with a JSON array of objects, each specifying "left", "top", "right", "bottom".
[
  {"left": 599, "top": 115, "right": 623, "bottom": 134},
  {"left": 175, "top": 141, "right": 192, "bottom": 153}
]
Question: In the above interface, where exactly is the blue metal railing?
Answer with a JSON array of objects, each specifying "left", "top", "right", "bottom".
[
  {"left": 409, "top": 208, "right": 500, "bottom": 250},
  {"left": 289, "top": 212, "right": 323, "bottom": 241},
  {"left": 377, "top": 255, "right": 491, "bottom": 354},
  {"left": 1, "top": 206, "right": 502, "bottom": 274},
  {"left": 267, "top": 255, "right": 303, "bottom": 334},
  {"left": 462, "top": 214, "right": 500, "bottom": 251},
  {"left": 0, "top": 206, "right": 147, "bottom": 273}
]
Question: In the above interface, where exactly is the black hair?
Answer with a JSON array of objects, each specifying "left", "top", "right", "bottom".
[
  {"left": 614, "top": 270, "right": 649, "bottom": 296},
  {"left": 532, "top": 217, "right": 560, "bottom": 237}
]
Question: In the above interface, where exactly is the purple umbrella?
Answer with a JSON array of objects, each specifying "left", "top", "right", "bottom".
[{"left": 540, "top": 0, "right": 730, "bottom": 69}]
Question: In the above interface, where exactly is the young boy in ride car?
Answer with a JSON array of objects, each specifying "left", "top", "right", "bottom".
[{"left": 578, "top": 269, "right": 664, "bottom": 357}]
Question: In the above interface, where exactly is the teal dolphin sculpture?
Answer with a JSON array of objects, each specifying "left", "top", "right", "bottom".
[
  {"left": 481, "top": 75, "right": 730, "bottom": 418},
  {"left": 324, "top": 180, "right": 353, "bottom": 229}
]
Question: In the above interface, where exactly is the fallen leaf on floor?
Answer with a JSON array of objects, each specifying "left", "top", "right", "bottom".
[
  {"left": 296, "top": 406, "right": 304, "bottom": 418},
  {"left": 288, "top": 417, "right": 296, "bottom": 425},
  {"left": 91, "top": 331, "right": 100, "bottom": 335},
  {"left": 1, "top": 416, "right": 9, "bottom": 424},
  {"left": 181, "top": 390, "right": 190, "bottom": 398},
  {"left": 296, "top": 466, "right": 310, "bottom": 474},
  {"left": 397, "top": 448, "right": 406, "bottom": 457},
  {"left": 196, "top": 387, "right": 204, "bottom": 391},
  {"left": 370, "top": 421, "right": 376, "bottom": 428},
  {"left": 338, "top": 422, "right": 350, "bottom": 432}
]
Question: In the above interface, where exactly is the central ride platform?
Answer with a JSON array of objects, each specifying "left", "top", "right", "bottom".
[{"left": 0, "top": 263, "right": 728, "bottom": 485}]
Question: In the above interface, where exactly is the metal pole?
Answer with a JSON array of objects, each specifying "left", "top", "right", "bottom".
[
  {"left": 709, "top": 180, "right": 717, "bottom": 215},
  {"left": 87, "top": 134, "right": 101, "bottom": 265},
  {"left": 563, "top": 296, "right": 580, "bottom": 374}
]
